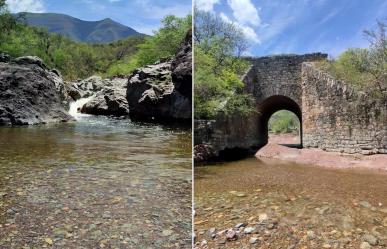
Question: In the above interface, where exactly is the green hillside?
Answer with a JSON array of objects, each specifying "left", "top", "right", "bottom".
[
  {"left": 1, "top": 1, "right": 191, "bottom": 81},
  {"left": 15, "top": 12, "right": 144, "bottom": 44}
]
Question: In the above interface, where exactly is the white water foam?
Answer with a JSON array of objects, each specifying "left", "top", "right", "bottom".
[{"left": 68, "top": 96, "right": 94, "bottom": 119}]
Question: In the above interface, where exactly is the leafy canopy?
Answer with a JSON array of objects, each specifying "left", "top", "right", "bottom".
[
  {"left": 318, "top": 20, "right": 387, "bottom": 100},
  {"left": 136, "top": 14, "right": 192, "bottom": 66},
  {"left": 194, "top": 9, "right": 254, "bottom": 119}
]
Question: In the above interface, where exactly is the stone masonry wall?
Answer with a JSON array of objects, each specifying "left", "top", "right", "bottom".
[
  {"left": 243, "top": 53, "right": 327, "bottom": 106},
  {"left": 194, "top": 112, "right": 263, "bottom": 157},
  {"left": 194, "top": 54, "right": 386, "bottom": 162},
  {"left": 302, "top": 62, "right": 387, "bottom": 154}
]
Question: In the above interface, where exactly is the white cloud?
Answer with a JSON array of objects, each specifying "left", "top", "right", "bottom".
[
  {"left": 227, "top": 0, "right": 261, "bottom": 26},
  {"left": 195, "top": 0, "right": 220, "bottom": 12},
  {"left": 220, "top": 12, "right": 260, "bottom": 44},
  {"left": 219, "top": 12, "right": 231, "bottom": 22},
  {"left": 6, "top": 0, "right": 45, "bottom": 13},
  {"left": 240, "top": 25, "right": 260, "bottom": 44}
]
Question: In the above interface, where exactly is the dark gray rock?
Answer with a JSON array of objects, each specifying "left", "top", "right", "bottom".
[
  {"left": 0, "top": 53, "right": 10, "bottom": 63},
  {"left": 80, "top": 78, "right": 129, "bottom": 116},
  {"left": 0, "top": 57, "right": 73, "bottom": 125},
  {"left": 66, "top": 85, "right": 82, "bottom": 101},
  {"left": 12, "top": 56, "right": 47, "bottom": 69},
  {"left": 69, "top": 76, "right": 106, "bottom": 100},
  {"left": 171, "top": 29, "right": 192, "bottom": 98},
  {"left": 126, "top": 30, "right": 192, "bottom": 122}
]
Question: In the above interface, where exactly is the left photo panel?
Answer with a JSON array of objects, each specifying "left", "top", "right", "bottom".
[{"left": 0, "top": 0, "right": 193, "bottom": 248}]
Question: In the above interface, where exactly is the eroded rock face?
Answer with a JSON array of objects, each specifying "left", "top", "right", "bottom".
[
  {"left": 126, "top": 30, "right": 192, "bottom": 122},
  {"left": 171, "top": 29, "right": 192, "bottom": 98},
  {"left": 67, "top": 75, "right": 105, "bottom": 100},
  {"left": 80, "top": 78, "right": 129, "bottom": 116},
  {"left": 0, "top": 56, "right": 73, "bottom": 125}
]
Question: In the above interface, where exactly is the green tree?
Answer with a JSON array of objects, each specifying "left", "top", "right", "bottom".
[
  {"left": 194, "top": 9, "right": 254, "bottom": 119},
  {"left": 363, "top": 20, "right": 387, "bottom": 97},
  {"left": 136, "top": 14, "right": 192, "bottom": 66},
  {"left": 318, "top": 20, "right": 386, "bottom": 99}
]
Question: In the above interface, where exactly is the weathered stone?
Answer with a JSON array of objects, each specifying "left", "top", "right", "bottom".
[
  {"left": 244, "top": 226, "right": 255, "bottom": 234},
  {"left": 249, "top": 237, "right": 259, "bottom": 244},
  {"left": 226, "top": 230, "right": 237, "bottom": 240},
  {"left": 0, "top": 52, "right": 10, "bottom": 63},
  {"left": 362, "top": 234, "right": 378, "bottom": 246},
  {"left": 171, "top": 29, "right": 192, "bottom": 98},
  {"left": 0, "top": 56, "right": 73, "bottom": 125},
  {"left": 360, "top": 241, "right": 371, "bottom": 249},
  {"left": 126, "top": 30, "right": 191, "bottom": 122},
  {"left": 70, "top": 76, "right": 105, "bottom": 99},
  {"left": 194, "top": 53, "right": 386, "bottom": 162},
  {"left": 80, "top": 78, "right": 129, "bottom": 116}
]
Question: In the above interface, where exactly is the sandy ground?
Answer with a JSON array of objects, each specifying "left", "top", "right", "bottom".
[{"left": 256, "top": 133, "right": 387, "bottom": 171}]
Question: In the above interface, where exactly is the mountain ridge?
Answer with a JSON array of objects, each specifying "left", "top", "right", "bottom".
[{"left": 15, "top": 12, "right": 145, "bottom": 44}]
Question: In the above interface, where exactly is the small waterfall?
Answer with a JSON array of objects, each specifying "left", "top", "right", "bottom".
[{"left": 68, "top": 96, "right": 94, "bottom": 119}]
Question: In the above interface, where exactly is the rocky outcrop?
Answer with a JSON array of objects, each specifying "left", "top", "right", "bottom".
[
  {"left": 0, "top": 56, "right": 73, "bottom": 125},
  {"left": 171, "top": 29, "right": 192, "bottom": 98},
  {"left": 67, "top": 75, "right": 105, "bottom": 100},
  {"left": 80, "top": 78, "right": 129, "bottom": 116},
  {"left": 126, "top": 30, "right": 192, "bottom": 122}
]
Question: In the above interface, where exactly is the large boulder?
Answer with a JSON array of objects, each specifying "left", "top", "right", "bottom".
[
  {"left": 126, "top": 30, "right": 192, "bottom": 122},
  {"left": 67, "top": 75, "right": 106, "bottom": 100},
  {"left": 171, "top": 29, "right": 192, "bottom": 98},
  {"left": 0, "top": 56, "right": 73, "bottom": 125},
  {"left": 80, "top": 78, "right": 129, "bottom": 116}
]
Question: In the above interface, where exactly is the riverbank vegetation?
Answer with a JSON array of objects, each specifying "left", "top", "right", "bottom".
[
  {"left": 194, "top": 9, "right": 255, "bottom": 119},
  {"left": 317, "top": 20, "right": 386, "bottom": 99},
  {"left": 0, "top": 1, "right": 191, "bottom": 80}
]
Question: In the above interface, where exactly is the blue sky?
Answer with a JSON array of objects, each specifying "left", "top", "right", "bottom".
[
  {"left": 195, "top": 0, "right": 387, "bottom": 57},
  {"left": 5, "top": 0, "right": 192, "bottom": 35}
]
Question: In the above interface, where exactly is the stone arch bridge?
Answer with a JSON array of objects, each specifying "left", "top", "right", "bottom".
[{"left": 195, "top": 53, "right": 386, "bottom": 160}]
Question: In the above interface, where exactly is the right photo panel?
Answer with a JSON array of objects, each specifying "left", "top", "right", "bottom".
[{"left": 193, "top": 0, "right": 387, "bottom": 248}]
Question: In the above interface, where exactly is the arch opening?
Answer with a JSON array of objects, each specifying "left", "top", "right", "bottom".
[
  {"left": 257, "top": 95, "right": 302, "bottom": 150},
  {"left": 268, "top": 110, "right": 301, "bottom": 147}
]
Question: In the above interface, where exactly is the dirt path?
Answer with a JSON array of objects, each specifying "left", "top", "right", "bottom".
[{"left": 258, "top": 134, "right": 387, "bottom": 171}]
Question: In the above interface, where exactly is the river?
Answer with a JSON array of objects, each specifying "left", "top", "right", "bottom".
[
  {"left": 194, "top": 157, "right": 387, "bottom": 248},
  {"left": 0, "top": 114, "right": 192, "bottom": 248}
]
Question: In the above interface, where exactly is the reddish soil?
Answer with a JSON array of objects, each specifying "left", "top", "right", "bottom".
[{"left": 257, "top": 133, "right": 387, "bottom": 171}]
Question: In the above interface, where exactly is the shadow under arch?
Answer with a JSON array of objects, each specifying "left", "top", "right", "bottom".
[{"left": 257, "top": 95, "right": 303, "bottom": 149}]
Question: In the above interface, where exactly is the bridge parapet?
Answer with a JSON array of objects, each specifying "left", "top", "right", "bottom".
[{"left": 242, "top": 53, "right": 327, "bottom": 107}]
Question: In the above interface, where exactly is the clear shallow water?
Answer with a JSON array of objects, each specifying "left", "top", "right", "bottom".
[
  {"left": 0, "top": 116, "right": 192, "bottom": 248},
  {"left": 194, "top": 157, "right": 387, "bottom": 248}
]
